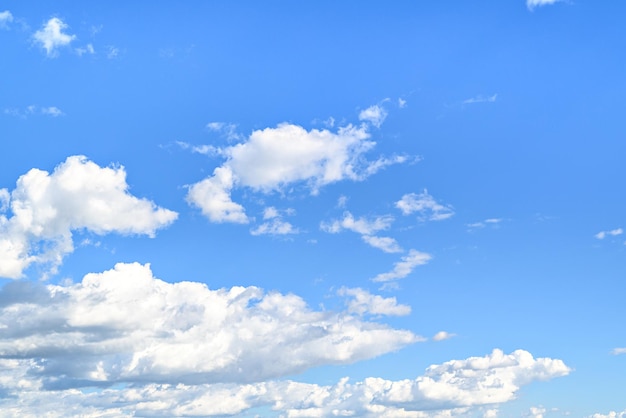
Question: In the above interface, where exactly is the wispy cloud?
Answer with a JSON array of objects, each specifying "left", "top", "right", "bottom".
[
  {"left": 33, "top": 17, "right": 76, "bottom": 57},
  {"left": 527, "top": 0, "right": 563, "bottom": 11},
  {"left": 372, "top": 249, "right": 432, "bottom": 283},
  {"left": 0, "top": 10, "right": 13, "bottom": 29},
  {"left": 463, "top": 93, "right": 498, "bottom": 105},
  {"left": 433, "top": 331, "right": 456, "bottom": 341},
  {"left": 250, "top": 207, "right": 299, "bottom": 236},
  {"left": 595, "top": 228, "right": 623, "bottom": 240},
  {"left": 611, "top": 348, "right": 626, "bottom": 355},
  {"left": 396, "top": 190, "right": 454, "bottom": 221},
  {"left": 3, "top": 105, "right": 65, "bottom": 118},
  {"left": 467, "top": 218, "right": 502, "bottom": 230}
]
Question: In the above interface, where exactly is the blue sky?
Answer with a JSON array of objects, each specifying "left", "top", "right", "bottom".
[{"left": 1, "top": 1, "right": 625, "bottom": 416}]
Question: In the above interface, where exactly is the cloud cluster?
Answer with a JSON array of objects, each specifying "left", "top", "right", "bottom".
[
  {"left": 187, "top": 119, "right": 406, "bottom": 223},
  {"left": 0, "top": 156, "right": 177, "bottom": 278},
  {"left": 33, "top": 17, "right": 76, "bottom": 57},
  {"left": 396, "top": 190, "right": 454, "bottom": 221},
  {"left": 0, "top": 346, "right": 569, "bottom": 417},
  {"left": 0, "top": 262, "right": 419, "bottom": 390},
  {"left": 321, "top": 211, "right": 402, "bottom": 253},
  {"left": 338, "top": 287, "right": 411, "bottom": 316},
  {"left": 595, "top": 228, "right": 623, "bottom": 240},
  {"left": 250, "top": 207, "right": 298, "bottom": 236}
]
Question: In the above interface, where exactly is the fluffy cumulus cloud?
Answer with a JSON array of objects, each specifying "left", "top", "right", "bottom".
[
  {"left": 526, "top": 0, "right": 563, "bottom": 11},
  {"left": 33, "top": 17, "right": 76, "bottom": 57},
  {"left": 0, "top": 262, "right": 419, "bottom": 391},
  {"left": 0, "top": 345, "right": 569, "bottom": 417},
  {"left": 373, "top": 249, "right": 432, "bottom": 283},
  {"left": 432, "top": 331, "right": 456, "bottom": 342},
  {"left": 396, "top": 190, "right": 454, "bottom": 221},
  {"left": 0, "top": 156, "right": 177, "bottom": 279},
  {"left": 321, "top": 211, "right": 402, "bottom": 253},
  {"left": 0, "top": 10, "right": 13, "bottom": 29},
  {"left": 187, "top": 115, "right": 406, "bottom": 223}
]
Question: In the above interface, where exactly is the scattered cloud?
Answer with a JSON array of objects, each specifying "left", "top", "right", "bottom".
[
  {"left": 595, "top": 228, "right": 623, "bottom": 240},
  {"left": 396, "top": 190, "right": 455, "bottom": 221},
  {"left": 106, "top": 45, "right": 119, "bottom": 59},
  {"left": 33, "top": 17, "right": 76, "bottom": 57},
  {"left": 361, "top": 235, "right": 403, "bottom": 253},
  {"left": 467, "top": 218, "right": 503, "bottom": 230},
  {"left": 321, "top": 211, "right": 393, "bottom": 235},
  {"left": 611, "top": 348, "right": 626, "bottom": 355},
  {"left": 3, "top": 105, "right": 65, "bottom": 118},
  {"left": 206, "top": 122, "right": 243, "bottom": 142},
  {"left": 528, "top": 406, "right": 547, "bottom": 418},
  {"left": 0, "top": 10, "right": 13, "bottom": 29},
  {"left": 372, "top": 249, "right": 432, "bottom": 283},
  {"left": 321, "top": 211, "right": 401, "bottom": 253},
  {"left": 359, "top": 104, "right": 388, "bottom": 128},
  {"left": 338, "top": 287, "right": 412, "bottom": 316},
  {"left": 0, "top": 262, "right": 419, "bottom": 388},
  {"left": 187, "top": 118, "right": 405, "bottom": 223},
  {"left": 527, "top": 0, "right": 563, "bottom": 11},
  {"left": 433, "top": 331, "right": 456, "bottom": 341},
  {"left": 463, "top": 94, "right": 498, "bottom": 105},
  {"left": 0, "top": 156, "right": 177, "bottom": 279},
  {"left": 75, "top": 43, "right": 95, "bottom": 56},
  {"left": 0, "top": 345, "right": 568, "bottom": 416},
  {"left": 589, "top": 411, "right": 626, "bottom": 418},
  {"left": 250, "top": 206, "right": 298, "bottom": 236},
  {"left": 40, "top": 106, "right": 64, "bottom": 117},
  {"left": 398, "top": 98, "right": 407, "bottom": 108}
]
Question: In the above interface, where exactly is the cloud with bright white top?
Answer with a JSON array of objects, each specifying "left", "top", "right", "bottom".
[
  {"left": 0, "top": 262, "right": 419, "bottom": 390},
  {"left": 0, "top": 156, "right": 177, "bottom": 279},
  {"left": 338, "top": 287, "right": 411, "bottom": 316},
  {"left": 187, "top": 109, "right": 407, "bottom": 224},
  {"left": 0, "top": 342, "right": 569, "bottom": 416},
  {"left": 33, "top": 17, "right": 76, "bottom": 57}
]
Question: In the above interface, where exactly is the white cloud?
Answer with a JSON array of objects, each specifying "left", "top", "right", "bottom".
[
  {"left": 590, "top": 411, "right": 626, "bottom": 418},
  {"left": 321, "top": 211, "right": 401, "bottom": 252},
  {"left": 396, "top": 190, "right": 454, "bottom": 221},
  {"left": 527, "top": 0, "right": 563, "bottom": 11},
  {"left": 188, "top": 112, "right": 405, "bottom": 223},
  {"left": 467, "top": 218, "right": 502, "bottom": 230},
  {"left": 250, "top": 206, "right": 298, "bottom": 236},
  {"left": 528, "top": 406, "right": 547, "bottom": 418},
  {"left": 362, "top": 235, "right": 403, "bottom": 253},
  {"left": 33, "top": 17, "right": 76, "bottom": 57},
  {"left": 106, "top": 45, "right": 119, "bottom": 59},
  {"left": 40, "top": 106, "right": 64, "bottom": 117},
  {"left": 611, "top": 347, "right": 626, "bottom": 355},
  {"left": 0, "top": 156, "right": 177, "bottom": 279},
  {"left": 432, "top": 331, "right": 456, "bottom": 342},
  {"left": 75, "top": 43, "right": 95, "bottom": 56},
  {"left": 372, "top": 249, "right": 432, "bottom": 283},
  {"left": 595, "top": 228, "right": 623, "bottom": 240},
  {"left": 359, "top": 104, "right": 388, "bottom": 128},
  {"left": 0, "top": 262, "right": 419, "bottom": 389},
  {"left": 398, "top": 98, "right": 407, "bottom": 108},
  {"left": 321, "top": 211, "right": 393, "bottom": 235},
  {"left": 338, "top": 287, "right": 411, "bottom": 316},
  {"left": 206, "top": 121, "right": 243, "bottom": 141},
  {"left": 462, "top": 94, "right": 498, "bottom": 105},
  {"left": 0, "top": 10, "right": 13, "bottom": 29},
  {"left": 0, "top": 347, "right": 568, "bottom": 416}
]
